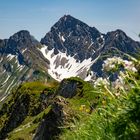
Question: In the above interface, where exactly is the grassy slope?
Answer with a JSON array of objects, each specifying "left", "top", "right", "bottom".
[
  {"left": 60, "top": 71, "right": 140, "bottom": 139},
  {"left": 0, "top": 81, "right": 58, "bottom": 140},
  {"left": 0, "top": 71, "right": 140, "bottom": 140}
]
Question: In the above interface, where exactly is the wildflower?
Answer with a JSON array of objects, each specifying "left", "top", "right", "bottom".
[
  {"left": 131, "top": 67, "right": 137, "bottom": 72},
  {"left": 123, "top": 60, "right": 137, "bottom": 72},
  {"left": 94, "top": 77, "right": 109, "bottom": 87},
  {"left": 85, "top": 109, "right": 90, "bottom": 113},
  {"left": 102, "top": 56, "right": 123, "bottom": 72},
  {"left": 114, "top": 92, "right": 120, "bottom": 97},
  {"left": 113, "top": 78, "right": 124, "bottom": 90},
  {"left": 102, "top": 100, "right": 106, "bottom": 105},
  {"left": 79, "top": 105, "right": 86, "bottom": 111},
  {"left": 102, "top": 56, "right": 137, "bottom": 73}
]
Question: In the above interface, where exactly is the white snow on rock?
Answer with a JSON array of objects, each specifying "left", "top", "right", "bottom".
[
  {"left": 85, "top": 71, "right": 94, "bottom": 81},
  {"left": 14, "top": 56, "right": 24, "bottom": 71},
  {"left": 22, "top": 48, "right": 27, "bottom": 53},
  {"left": 39, "top": 45, "right": 99, "bottom": 81},
  {"left": 61, "top": 36, "right": 65, "bottom": 42},
  {"left": 0, "top": 95, "right": 7, "bottom": 102},
  {"left": 1, "top": 74, "right": 11, "bottom": 87},
  {"left": 0, "top": 77, "right": 16, "bottom": 103},
  {"left": 0, "top": 57, "right": 3, "bottom": 63},
  {"left": 7, "top": 54, "right": 15, "bottom": 61}
]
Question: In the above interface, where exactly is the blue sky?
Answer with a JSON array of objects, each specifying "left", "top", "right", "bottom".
[{"left": 0, "top": 0, "right": 140, "bottom": 41}]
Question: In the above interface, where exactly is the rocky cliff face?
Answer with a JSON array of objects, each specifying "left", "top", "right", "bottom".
[
  {"left": 0, "top": 78, "right": 95, "bottom": 140},
  {"left": 33, "top": 97, "right": 69, "bottom": 140},
  {"left": 41, "top": 15, "right": 102, "bottom": 61},
  {"left": 40, "top": 15, "right": 140, "bottom": 80},
  {"left": 0, "top": 15, "right": 140, "bottom": 104},
  {"left": 0, "top": 31, "right": 51, "bottom": 104},
  {"left": 0, "top": 14, "right": 140, "bottom": 140},
  {"left": 41, "top": 15, "right": 140, "bottom": 60}
]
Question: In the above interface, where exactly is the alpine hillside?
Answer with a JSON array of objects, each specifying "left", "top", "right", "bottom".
[
  {"left": 0, "top": 15, "right": 140, "bottom": 104},
  {"left": 0, "top": 15, "right": 140, "bottom": 140},
  {"left": 0, "top": 31, "right": 51, "bottom": 104}
]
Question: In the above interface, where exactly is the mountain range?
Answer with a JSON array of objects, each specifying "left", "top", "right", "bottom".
[
  {"left": 0, "top": 14, "right": 140, "bottom": 103},
  {"left": 0, "top": 15, "right": 140, "bottom": 139}
]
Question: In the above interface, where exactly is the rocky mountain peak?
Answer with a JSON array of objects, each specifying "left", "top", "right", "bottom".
[
  {"left": 59, "top": 14, "right": 75, "bottom": 21},
  {"left": 104, "top": 29, "right": 140, "bottom": 57},
  {"left": 10, "top": 30, "right": 31, "bottom": 39},
  {"left": 39, "top": 15, "right": 140, "bottom": 81},
  {"left": 2, "top": 30, "right": 40, "bottom": 55},
  {"left": 106, "top": 29, "right": 127, "bottom": 40},
  {"left": 8, "top": 30, "right": 38, "bottom": 46},
  {"left": 51, "top": 15, "right": 100, "bottom": 35},
  {"left": 41, "top": 15, "right": 101, "bottom": 61}
]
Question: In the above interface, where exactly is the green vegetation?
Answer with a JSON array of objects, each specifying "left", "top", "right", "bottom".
[
  {"left": 0, "top": 58, "right": 140, "bottom": 139},
  {"left": 0, "top": 81, "right": 56, "bottom": 139},
  {"left": 8, "top": 106, "right": 52, "bottom": 140},
  {"left": 59, "top": 59, "right": 140, "bottom": 140},
  {"left": 62, "top": 77, "right": 99, "bottom": 112}
]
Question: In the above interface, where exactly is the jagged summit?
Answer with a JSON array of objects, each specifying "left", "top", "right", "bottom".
[
  {"left": 104, "top": 29, "right": 140, "bottom": 56},
  {"left": 8, "top": 30, "right": 39, "bottom": 46},
  {"left": 41, "top": 15, "right": 101, "bottom": 59},
  {"left": 1, "top": 30, "right": 39, "bottom": 55},
  {"left": 51, "top": 15, "right": 100, "bottom": 35},
  {"left": 0, "top": 15, "right": 140, "bottom": 97},
  {"left": 40, "top": 15, "right": 140, "bottom": 81},
  {"left": 106, "top": 29, "right": 127, "bottom": 39},
  {"left": 59, "top": 14, "right": 75, "bottom": 21},
  {"left": 11, "top": 30, "right": 30, "bottom": 37}
]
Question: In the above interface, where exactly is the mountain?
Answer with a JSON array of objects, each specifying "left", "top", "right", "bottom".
[
  {"left": 0, "top": 31, "right": 51, "bottom": 104},
  {"left": 0, "top": 15, "right": 140, "bottom": 139},
  {"left": 40, "top": 15, "right": 140, "bottom": 81},
  {"left": 0, "top": 15, "right": 140, "bottom": 103}
]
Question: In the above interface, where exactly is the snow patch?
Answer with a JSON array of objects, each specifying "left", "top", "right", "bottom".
[
  {"left": 61, "top": 36, "right": 65, "bottom": 42},
  {"left": 22, "top": 48, "right": 27, "bottom": 53},
  {"left": 0, "top": 57, "right": 3, "bottom": 63},
  {"left": 85, "top": 71, "right": 94, "bottom": 81},
  {"left": 0, "top": 77, "right": 16, "bottom": 103},
  {"left": 5, "top": 77, "right": 16, "bottom": 94},
  {"left": 88, "top": 42, "right": 94, "bottom": 49},
  {"left": 7, "top": 54, "right": 15, "bottom": 61},
  {"left": 14, "top": 56, "right": 24, "bottom": 71},
  {"left": 78, "top": 38, "right": 80, "bottom": 41},
  {"left": 1, "top": 74, "right": 11, "bottom": 87},
  {"left": 39, "top": 45, "right": 100, "bottom": 81},
  {"left": 68, "top": 31, "right": 73, "bottom": 37},
  {"left": 0, "top": 95, "right": 7, "bottom": 102},
  {"left": 6, "top": 54, "right": 23, "bottom": 70}
]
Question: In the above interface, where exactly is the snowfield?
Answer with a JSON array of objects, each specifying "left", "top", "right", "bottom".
[{"left": 40, "top": 45, "right": 99, "bottom": 81}]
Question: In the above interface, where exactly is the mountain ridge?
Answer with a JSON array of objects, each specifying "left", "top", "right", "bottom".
[
  {"left": 40, "top": 15, "right": 140, "bottom": 80},
  {"left": 0, "top": 14, "right": 140, "bottom": 140},
  {"left": 0, "top": 14, "right": 140, "bottom": 102}
]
